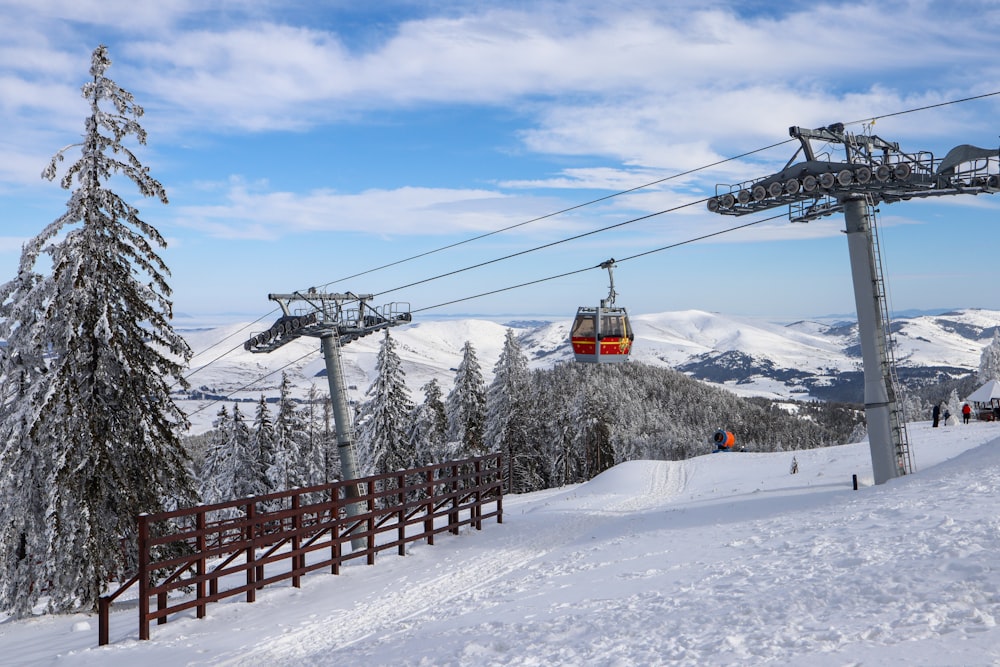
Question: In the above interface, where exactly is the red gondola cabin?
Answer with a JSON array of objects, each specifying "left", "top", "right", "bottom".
[{"left": 570, "top": 259, "right": 633, "bottom": 364}]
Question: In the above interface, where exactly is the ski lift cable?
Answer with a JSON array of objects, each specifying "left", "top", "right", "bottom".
[
  {"left": 304, "top": 87, "right": 1000, "bottom": 298},
  {"left": 178, "top": 92, "right": 1000, "bottom": 380},
  {"left": 181, "top": 196, "right": 703, "bottom": 386},
  {"left": 185, "top": 348, "right": 318, "bottom": 420},
  {"left": 306, "top": 140, "right": 798, "bottom": 293},
  {"left": 846, "top": 90, "right": 1000, "bottom": 127},
  {"left": 178, "top": 311, "right": 278, "bottom": 385},
  {"left": 181, "top": 143, "right": 791, "bottom": 367},
  {"left": 410, "top": 211, "right": 787, "bottom": 313},
  {"left": 181, "top": 194, "right": 709, "bottom": 376},
  {"left": 291, "top": 89, "right": 1000, "bottom": 302},
  {"left": 614, "top": 211, "right": 788, "bottom": 264},
  {"left": 371, "top": 198, "right": 708, "bottom": 301},
  {"left": 381, "top": 92, "right": 1000, "bottom": 307},
  {"left": 187, "top": 210, "right": 786, "bottom": 416}
]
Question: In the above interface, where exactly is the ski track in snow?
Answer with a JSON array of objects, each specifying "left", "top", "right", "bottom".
[
  {"left": 202, "top": 463, "right": 688, "bottom": 666},
  {"left": 273, "top": 454, "right": 1000, "bottom": 667},
  {"left": 23, "top": 434, "right": 1000, "bottom": 666},
  {"left": 570, "top": 458, "right": 1000, "bottom": 667}
]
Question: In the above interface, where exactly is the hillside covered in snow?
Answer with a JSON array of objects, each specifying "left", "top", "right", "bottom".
[{"left": 177, "top": 308, "right": 1000, "bottom": 433}]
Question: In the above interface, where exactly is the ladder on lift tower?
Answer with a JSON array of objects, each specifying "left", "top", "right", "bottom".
[{"left": 866, "top": 196, "right": 915, "bottom": 475}]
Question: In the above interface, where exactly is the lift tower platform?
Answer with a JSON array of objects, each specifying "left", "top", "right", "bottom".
[
  {"left": 243, "top": 290, "right": 411, "bottom": 543},
  {"left": 708, "top": 123, "right": 1000, "bottom": 484}
]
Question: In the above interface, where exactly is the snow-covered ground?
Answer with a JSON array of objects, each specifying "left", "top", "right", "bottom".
[{"left": 5, "top": 421, "right": 1000, "bottom": 666}]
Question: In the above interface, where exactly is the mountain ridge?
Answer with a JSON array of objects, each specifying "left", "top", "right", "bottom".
[{"left": 178, "top": 307, "right": 1000, "bottom": 433}]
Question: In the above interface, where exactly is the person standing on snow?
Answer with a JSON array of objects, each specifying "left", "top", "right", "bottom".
[
  {"left": 962, "top": 403, "right": 972, "bottom": 424},
  {"left": 932, "top": 403, "right": 941, "bottom": 427}
]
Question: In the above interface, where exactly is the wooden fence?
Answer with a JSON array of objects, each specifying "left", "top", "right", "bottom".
[{"left": 98, "top": 453, "right": 503, "bottom": 645}]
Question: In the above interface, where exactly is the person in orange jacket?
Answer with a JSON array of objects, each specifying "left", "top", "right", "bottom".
[{"left": 962, "top": 403, "right": 972, "bottom": 424}]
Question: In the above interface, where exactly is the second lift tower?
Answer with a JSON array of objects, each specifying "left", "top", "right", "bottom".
[
  {"left": 243, "top": 289, "right": 411, "bottom": 544},
  {"left": 707, "top": 123, "right": 1000, "bottom": 484}
]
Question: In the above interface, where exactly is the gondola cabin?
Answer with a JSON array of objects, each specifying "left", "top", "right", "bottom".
[
  {"left": 570, "top": 258, "right": 633, "bottom": 363},
  {"left": 570, "top": 305, "right": 633, "bottom": 363}
]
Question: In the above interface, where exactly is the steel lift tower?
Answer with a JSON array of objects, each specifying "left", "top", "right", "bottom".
[
  {"left": 707, "top": 123, "right": 1000, "bottom": 484},
  {"left": 243, "top": 290, "right": 411, "bottom": 543}
]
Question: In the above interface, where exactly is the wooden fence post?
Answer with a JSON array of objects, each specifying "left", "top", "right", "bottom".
[
  {"left": 98, "top": 596, "right": 110, "bottom": 646},
  {"left": 331, "top": 488, "right": 341, "bottom": 575},
  {"left": 425, "top": 469, "right": 435, "bottom": 545},
  {"left": 366, "top": 494, "right": 376, "bottom": 566},
  {"left": 450, "top": 464, "right": 460, "bottom": 535},
  {"left": 474, "top": 459, "right": 483, "bottom": 530},
  {"left": 397, "top": 473, "right": 406, "bottom": 556},
  {"left": 137, "top": 513, "right": 150, "bottom": 641},
  {"left": 196, "top": 510, "right": 207, "bottom": 619},
  {"left": 245, "top": 501, "right": 256, "bottom": 603}
]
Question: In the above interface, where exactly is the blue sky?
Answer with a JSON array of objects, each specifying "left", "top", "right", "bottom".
[{"left": 2, "top": 0, "right": 999, "bottom": 324}]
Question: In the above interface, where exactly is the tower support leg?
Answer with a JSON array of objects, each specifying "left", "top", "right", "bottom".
[
  {"left": 842, "top": 197, "right": 900, "bottom": 485},
  {"left": 321, "top": 332, "right": 366, "bottom": 548}
]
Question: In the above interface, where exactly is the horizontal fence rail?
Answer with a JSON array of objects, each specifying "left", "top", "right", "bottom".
[{"left": 98, "top": 454, "right": 503, "bottom": 645}]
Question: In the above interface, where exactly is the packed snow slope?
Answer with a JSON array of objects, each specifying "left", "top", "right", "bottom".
[{"left": 6, "top": 421, "right": 1000, "bottom": 666}]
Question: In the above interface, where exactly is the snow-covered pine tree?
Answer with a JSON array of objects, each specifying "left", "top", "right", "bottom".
[
  {"left": 251, "top": 396, "right": 279, "bottom": 505},
  {"left": 315, "top": 384, "right": 339, "bottom": 485},
  {"left": 197, "top": 403, "right": 269, "bottom": 511},
  {"left": 0, "top": 45, "right": 195, "bottom": 617},
  {"left": 299, "top": 383, "right": 339, "bottom": 487},
  {"left": 272, "top": 373, "right": 306, "bottom": 491},
  {"left": 486, "top": 329, "right": 541, "bottom": 492},
  {"left": 221, "top": 403, "right": 269, "bottom": 501},
  {"left": 356, "top": 330, "right": 414, "bottom": 476},
  {"left": 408, "top": 378, "right": 449, "bottom": 466},
  {"left": 446, "top": 341, "right": 488, "bottom": 457},
  {"left": 530, "top": 367, "right": 582, "bottom": 487},
  {"left": 199, "top": 405, "right": 234, "bottom": 508},
  {"left": 899, "top": 391, "right": 925, "bottom": 424},
  {"left": 235, "top": 403, "right": 269, "bottom": 499},
  {"left": 979, "top": 330, "right": 1000, "bottom": 382}
]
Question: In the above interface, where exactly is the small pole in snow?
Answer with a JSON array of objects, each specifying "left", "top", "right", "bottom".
[{"left": 852, "top": 474, "right": 859, "bottom": 491}]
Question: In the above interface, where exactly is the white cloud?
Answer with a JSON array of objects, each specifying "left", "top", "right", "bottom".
[
  {"left": 2, "top": 2, "right": 999, "bottom": 168},
  {"left": 4, "top": 1, "right": 1000, "bottom": 252},
  {"left": 170, "top": 178, "right": 547, "bottom": 239}
]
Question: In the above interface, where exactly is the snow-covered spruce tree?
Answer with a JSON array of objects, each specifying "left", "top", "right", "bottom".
[
  {"left": 199, "top": 405, "right": 233, "bottom": 507},
  {"left": 445, "top": 341, "right": 487, "bottom": 457},
  {"left": 272, "top": 373, "right": 306, "bottom": 491},
  {"left": 299, "top": 383, "right": 339, "bottom": 486},
  {"left": 356, "top": 330, "right": 414, "bottom": 476},
  {"left": 408, "top": 378, "right": 449, "bottom": 466},
  {"left": 529, "top": 367, "right": 581, "bottom": 488},
  {"left": 979, "top": 330, "right": 1000, "bottom": 383},
  {"left": 0, "top": 45, "right": 196, "bottom": 617},
  {"left": 204, "top": 403, "right": 269, "bottom": 503},
  {"left": 486, "top": 329, "right": 542, "bottom": 493},
  {"left": 251, "top": 396, "right": 280, "bottom": 506},
  {"left": 305, "top": 384, "right": 338, "bottom": 486},
  {"left": 233, "top": 403, "right": 269, "bottom": 499}
]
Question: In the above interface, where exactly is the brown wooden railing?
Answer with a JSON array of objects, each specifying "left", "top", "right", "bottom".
[{"left": 98, "top": 453, "right": 503, "bottom": 645}]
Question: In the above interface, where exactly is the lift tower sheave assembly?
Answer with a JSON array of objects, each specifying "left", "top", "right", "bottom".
[
  {"left": 243, "top": 290, "right": 412, "bottom": 547},
  {"left": 708, "top": 123, "right": 1000, "bottom": 485}
]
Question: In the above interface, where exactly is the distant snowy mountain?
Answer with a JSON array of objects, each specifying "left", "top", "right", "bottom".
[{"left": 177, "top": 308, "right": 1000, "bottom": 433}]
